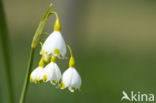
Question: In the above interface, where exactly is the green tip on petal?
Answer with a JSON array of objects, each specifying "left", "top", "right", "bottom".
[
  {"left": 39, "top": 80, "right": 43, "bottom": 83},
  {"left": 52, "top": 80, "right": 56, "bottom": 85},
  {"left": 59, "top": 54, "right": 63, "bottom": 59},
  {"left": 70, "top": 87, "right": 75, "bottom": 92},
  {"left": 54, "top": 48, "right": 60, "bottom": 55},
  {"left": 43, "top": 75, "right": 47, "bottom": 82},
  {"left": 61, "top": 83, "right": 65, "bottom": 89},
  {"left": 58, "top": 78, "right": 62, "bottom": 84}
]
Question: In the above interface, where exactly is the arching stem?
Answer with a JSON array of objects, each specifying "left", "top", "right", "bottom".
[{"left": 19, "top": 3, "right": 53, "bottom": 103}]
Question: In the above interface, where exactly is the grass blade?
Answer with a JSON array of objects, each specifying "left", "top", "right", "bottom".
[{"left": 0, "top": 0, "right": 14, "bottom": 103}]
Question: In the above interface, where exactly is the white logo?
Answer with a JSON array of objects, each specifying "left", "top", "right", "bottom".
[{"left": 121, "top": 91, "right": 154, "bottom": 102}]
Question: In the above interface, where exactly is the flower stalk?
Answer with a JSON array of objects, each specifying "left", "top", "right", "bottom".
[
  {"left": 31, "top": 3, "right": 53, "bottom": 48},
  {"left": 19, "top": 3, "right": 53, "bottom": 103},
  {"left": 19, "top": 48, "right": 35, "bottom": 103},
  {"left": 67, "top": 44, "right": 75, "bottom": 68},
  {"left": 20, "top": 2, "right": 82, "bottom": 103},
  {"left": 50, "top": 12, "right": 61, "bottom": 31}
]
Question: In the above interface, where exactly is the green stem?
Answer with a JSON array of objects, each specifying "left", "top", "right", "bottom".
[
  {"left": 66, "top": 44, "right": 73, "bottom": 57},
  {"left": 0, "top": 0, "right": 14, "bottom": 103},
  {"left": 31, "top": 3, "right": 53, "bottom": 48},
  {"left": 19, "top": 48, "right": 35, "bottom": 103},
  {"left": 66, "top": 44, "right": 75, "bottom": 67},
  {"left": 19, "top": 3, "right": 53, "bottom": 103},
  {"left": 49, "top": 12, "right": 61, "bottom": 31}
]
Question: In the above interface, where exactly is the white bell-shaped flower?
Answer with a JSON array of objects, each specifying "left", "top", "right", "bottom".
[
  {"left": 41, "top": 31, "right": 67, "bottom": 59},
  {"left": 30, "top": 67, "right": 44, "bottom": 83},
  {"left": 61, "top": 68, "right": 82, "bottom": 92},
  {"left": 30, "top": 57, "right": 45, "bottom": 83},
  {"left": 40, "top": 56, "right": 62, "bottom": 85}
]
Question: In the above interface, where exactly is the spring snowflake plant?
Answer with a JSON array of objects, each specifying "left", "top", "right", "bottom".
[
  {"left": 19, "top": 4, "right": 82, "bottom": 103},
  {"left": 29, "top": 4, "right": 82, "bottom": 92}
]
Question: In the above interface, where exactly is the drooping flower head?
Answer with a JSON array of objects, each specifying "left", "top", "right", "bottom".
[
  {"left": 40, "top": 12, "right": 67, "bottom": 59},
  {"left": 40, "top": 56, "right": 62, "bottom": 85},
  {"left": 29, "top": 6, "right": 82, "bottom": 93},
  {"left": 41, "top": 31, "right": 67, "bottom": 59},
  {"left": 30, "top": 57, "right": 45, "bottom": 83},
  {"left": 61, "top": 67, "right": 82, "bottom": 92},
  {"left": 61, "top": 45, "right": 82, "bottom": 92}
]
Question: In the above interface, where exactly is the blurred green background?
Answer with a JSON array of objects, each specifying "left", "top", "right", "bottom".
[{"left": 1, "top": 0, "right": 156, "bottom": 103}]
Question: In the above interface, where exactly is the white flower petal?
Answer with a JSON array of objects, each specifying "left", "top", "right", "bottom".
[
  {"left": 61, "top": 68, "right": 73, "bottom": 88},
  {"left": 70, "top": 68, "right": 81, "bottom": 89},
  {"left": 36, "top": 68, "right": 44, "bottom": 81},
  {"left": 50, "top": 63, "right": 62, "bottom": 83},
  {"left": 61, "top": 68, "right": 82, "bottom": 92},
  {"left": 41, "top": 62, "right": 61, "bottom": 84},
  {"left": 40, "top": 63, "right": 54, "bottom": 81},
  {"left": 41, "top": 31, "right": 67, "bottom": 58},
  {"left": 30, "top": 67, "right": 43, "bottom": 83}
]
